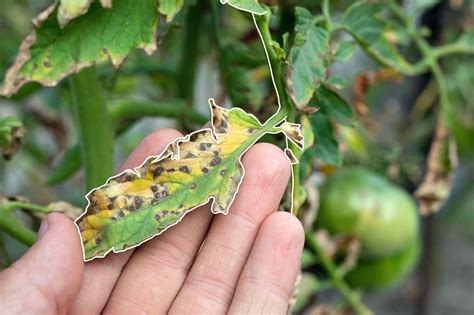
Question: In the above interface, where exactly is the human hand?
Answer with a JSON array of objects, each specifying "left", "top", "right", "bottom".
[{"left": 0, "top": 128, "right": 304, "bottom": 314}]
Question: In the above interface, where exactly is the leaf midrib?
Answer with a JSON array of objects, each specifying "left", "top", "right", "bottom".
[{"left": 102, "top": 125, "right": 271, "bottom": 239}]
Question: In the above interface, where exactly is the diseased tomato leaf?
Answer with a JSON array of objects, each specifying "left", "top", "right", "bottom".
[
  {"left": 1, "top": 0, "right": 158, "bottom": 96},
  {"left": 305, "top": 112, "right": 341, "bottom": 166},
  {"left": 341, "top": 2, "right": 414, "bottom": 74},
  {"left": 76, "top": 100, "right": 302, "bottom": 261},
  {"left": 158, "top": 0, "right": 184, "bottom": 22},
  {"left": 285, "top": 7, "right": 330, "bottom": 110}
]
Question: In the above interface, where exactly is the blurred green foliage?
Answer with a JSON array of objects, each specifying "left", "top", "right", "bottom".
[{"left": 0, "top": 0, "right": 473, "bottom": 313}]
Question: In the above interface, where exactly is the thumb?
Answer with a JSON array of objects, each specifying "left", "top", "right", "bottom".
[{"left": 0, "top": 213, "right": 84, "bottom": 314}]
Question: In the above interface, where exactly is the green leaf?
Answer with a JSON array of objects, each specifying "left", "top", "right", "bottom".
[
  {"left": 286, "top": 7, "right": 329, "bottom": 109},
  {"left": 306, "top": 112, "right": 341, "bottom": 166},
  {"left": 220, "top": 42, "right": 265, "bottom": 109},
  {"left": 225, "top": 67, "right": 264, "bottom": 109},
  {"left": 220, "top": 0, "right": 267, "bottom": 15},
  {"left": 324, "top": 75, "right": 348, "bottom": 90},
  {"left": 315, "top": 86, "right": 353, "bottom": 125},
  {"left": 341, "top": 2, "right": 413, "bottom": 74},
  {"left": 1, "top": 0, "right": 158, "bottom": 96},
  {"left": 0, "top": 117, "right": 25, "bottom": 160},
  {"left": 333, "top": 40, "right": 355, "bottom": 62},
  {"left": 455, "top": 28, "right": 474, "bottom": 53},
  {"left": 76, "top": 100, "right": 302, "bottom": 260},
  {"left": 444, "top": 58, "right": 474, "bottom": 158},
  {"left": 271, "top": 40, "right": 287, "bottom": 62},
  {"left": 47, "top": 144, "right": 82, "bottom": 185},
  {"left": 158, "top": 0, "right": 184, "bottom": 22}
]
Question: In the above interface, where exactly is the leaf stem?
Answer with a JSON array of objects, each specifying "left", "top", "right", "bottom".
[
  {"left": 322, "top": 0, "right": 331, "bottom": 30},
  {"left": 431, "top": 42, "right": 472, "bottom": 59},
  {"left": 0, "top": 204, "right": 36, "bottom": 246},
  {"left": 2, "top": 201, "right": 49, "bottom": 213},
  {"left": 254, "top": 13, "right": 292, "bottom": 116},
  {"left": 254, "top": 11, "right": 299, "bottom": 215},
  {"left": 71, "top": 66, "right": 114, "bottom": 191},
  {"left": 305, "top": 231, "right": 372, "bottom": 315}
]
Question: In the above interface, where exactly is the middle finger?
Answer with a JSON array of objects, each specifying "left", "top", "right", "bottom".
[{"left": 169, "top": 143, "right": 291, "bottom": 314}]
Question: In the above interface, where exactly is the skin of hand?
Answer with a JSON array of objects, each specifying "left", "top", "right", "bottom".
[{"left": 0, "top": 128, "right": 304, "bottom": 314}]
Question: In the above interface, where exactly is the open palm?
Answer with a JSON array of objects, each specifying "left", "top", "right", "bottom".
[{"left": 0, "top": 128, "right": 304, "bottom": 314}]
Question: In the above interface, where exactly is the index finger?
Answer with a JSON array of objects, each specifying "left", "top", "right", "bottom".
[{"left": 69, "top": 128, "right": 183, "bottom": 315}]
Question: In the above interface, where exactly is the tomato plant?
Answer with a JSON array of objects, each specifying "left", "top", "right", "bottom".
[{"left": 0, "top": 0, "right": 473, "bottom": 314}]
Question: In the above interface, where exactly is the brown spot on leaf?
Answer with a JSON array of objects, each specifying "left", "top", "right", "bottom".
[
  {"left": 199, "top": 143, "right": 212, "bottom": 151},
  {"left": 220, "top": 169, "right": 227, "bottom": 176},
  {"left": 134, "top": 197, "right": 143, "bottom": 209},
  {"left": 153, "top": 166, "right": 164, "bottom": 178},
  {"left": 184, "top": 152, "right": 196, "bottom": 159},
  {"left": 190, "top": 183, "right": 196, "bottom": 190},
  {"left": 155, "top": 213, "right": 161, "bottom": 221},
  {"left": 179, "top": 166, "right": 191, "bottom": 174},
  {"left": 202, "top": 167, "right": 209, "bottom": 173},
  {"left": 210, "top": 156, "right": 222, "bottom": 167},
  {"left": 43, "top": 61, "right": 51, "bottom": 68}
]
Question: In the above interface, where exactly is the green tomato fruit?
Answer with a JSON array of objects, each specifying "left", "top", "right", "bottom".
[
  {"left": 345, "top": 236, "right": 421, "bottom": 290},
  {"left": 316, "top": 167, "right": 419, "bottom": 258}
]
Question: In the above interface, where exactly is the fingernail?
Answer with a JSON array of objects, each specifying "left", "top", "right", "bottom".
[{"left": 37, "top": 216, "right": 50, "bottom": 240}]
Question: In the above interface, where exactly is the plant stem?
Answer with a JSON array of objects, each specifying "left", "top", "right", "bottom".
[
  {"left": 0, "top": 237, "right": 10, "bottom": 269},
  {"left": 305, "top": 231, "right": 372, "bottom": 315},
  {"left": 0, "top": 206, "right": 36, "bottom": 246},
  {"left": 291, "top": 149, "right": 301, "bottom": 215},
  {"left": 109, "top": 99, "right": 208, "bottom": 126},
  {"left": 432, "top": 42, "right": 472, "bottom": 59},
  {"left": 322, "top": 0, "right": 331, "bottom": 30},
  {"left": 254, "top": 13, "right": 292, "bottom": 117},
  {"left": 71, "top": 66, "right": 114, "bottom": 191},
  {"left": 2, "top": 201, "right": 49, "bottom": 213},
  {"left": 177, "top": 2, "right": 204, "bottom": 101},
  {"left": 255, "top": 12, "right": 300, "bottom": 215},
  {"left": 388, "top": 3, "right": 431, "bottom": 56},
  {"left": 388, "top": 2, "right": 450, "bottom": 111}
]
